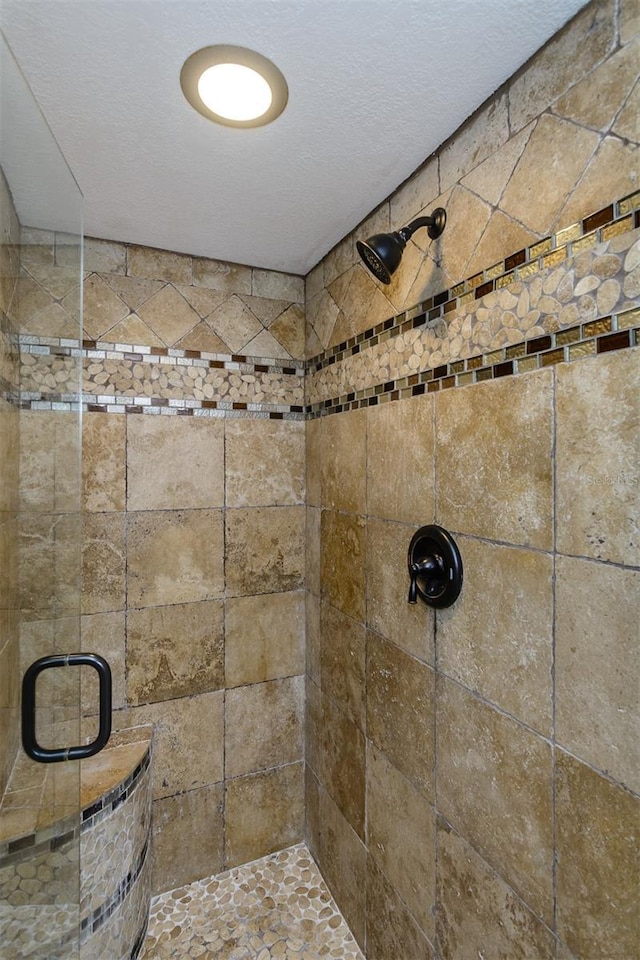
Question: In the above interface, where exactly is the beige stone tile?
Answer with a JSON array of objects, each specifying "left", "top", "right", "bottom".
[
  {"left": 173, "top": 321, "right": 228, "bottom": 354},
  {"left": 19, "top": 411, "right": 80, "bottom": 513},
  {"left": 553, "top": 37, "right": 639, "bottom": 133},
  {"left": 613, "top": 77, "right": 640, "bottom": 142},
  {"left": 306, "top": 505, "right": 321, "bottom": 598},
  {"left": 225, "top": 419, "right": 304, "bottom": 507},
  {"left": 390, "top": 159, "right": 439, "bottom": 234},
  {"left": 320, "top": 509, "right": 366, "bottom": 621},
  {"left": 437, "top": 676, "right": 553, "bottom": 924},
  {"left": 127, "top": 246, "right": 192, "bottom": 284},
  {"left": 556, "top": 556, "right": 639, "bottom": 793},
  {"left": 82, "top": 412, "right": 125, "bottom": 512},
  {"left": 136, "top": 283, "right": 200, "bottom": 346},
  {"left": 240, "top": 327, "right": 292, "bottom": 360},
  {"left": 306, "top": 680, "right": 365, "bottom": 838},
  {"left": 621, "top": 0, "right": 640, "bottom": 42},
  {"left": 440, "top": 93, "right": 510, "bottom": 192},
  {"left": 324, "top": 230, "right": 358, "bottom": 288},
  {"left": 305, "top": 262, "right": 323, "bottom": 301},
  {"left": 305, "top": 418, "right": 323, "bottom": 508},
  {"left": 127, "top": 600, "right": 224, "bottom": 706},
  {"left": 80, "top": 612, "right": 126, "bottom": 714},
  {"left": 206, "top": 294, "right": 262, "bottom": 352},
  {"left": 225, "top": 675, "right": 304, "bottom": 778},
  {"left": 366, "top": 855, "right": 435, "bottom": 960},
  {"left": 437, "top": 819, "right": 557, "bottom": 960},
  {"left": 83, "top": 238, "right": 126, "bottom": 275},
  {"left": 465, "top": 210, "right": 539, "bottom": 279},
  {"left": 556, "top": 750, "right": 640, "bottom": 958},
  {"left": 240, "top": 293, "right": 291, "bottom": 327},
  {"left": 19, "top": 616, "right": 80, "bottom": 716},
  {"left": 269, "top": 303, "right": 305, "bottom": 359},
  {"left": 367, "top": 394, "right": 435, "bottom": 524},
  {"left": 306, "top": 768, "right": 366, "bottom": 949},
  {"left": 500, "top": 116, "right": 600, "bottom": 236},
  {"left": 98, "top": 312, "right": 166, "bottom": 348},
  {"left": 252, "top": 269, "right": 304, "bottom": 303},
  {"left": 225, "top": 505, "right": 304, "bottom": 597},
  {"left": 151, "top": 783, "right": 223, "bottom": 894},
  {"left": 306, "top": 591, "right": 321, "bottom": 684},
  {"left": 127, "top": 415, "right": 224, "bottom": 511},
  {"left": 82, "top": 512, "right": 125, "bottom": 615},
  {"left": 438, "top": 537, "right": 553, "bottom": 734},
  {"left": 0, "top": 633, "right": 19, "bottom": 797},
  {"left": 558, "top": 136, "right": 640, "bottom": 231},
  {"left": 436, "top": 369, "right": 554, "bottom": 549},
  {"left": 192, "top": 257, "right": 251, "bottom": 294},
  {"left": 367, "top": 744, "right": 436, "bottom": 938},
  {"left": 366, "top": 632, "right": 435, "bottom": 797},
  {"left": 225, "top": 762, "right": 304, "bottom": 868},
  {"left": 321, "top": 409, "right": 366, "bottom": 513},
  {"left": 366, "top": 517, "right": 435, "bottom": 664},
  {"left": 460, "top": 123, "right": 534, "bottom": 206},
  {"left": 556, "top": 348, "right": 639, "bottom": 566},
  {"left": 435, "top": 186, "right": 492, "bottom": 283},
  {"left": 127, "top": 509, "right": 224, "bottom": 607},
  {"left": 508, "top": 0, "right": 616, "bottom": 132},
  {"left": 320, "top": 600, "right": 366, "bottom": 729},
  {"left": 124, "top": 690, "right": 224, "bottom": 799},
  {"left": 82, "top": 273, "right": 128, "bottom": 339},
  {"left": 102, "top": 273, "right": 164, "bottom": 311},
  {"left": 173, "top": 282, "right": 228, "bottom": 319},
  {"left": 225, "top": 590, "right": 304, "bottom": 687},
  {"left": 18, "top": 513, "right": 79, "bottom": 621}
]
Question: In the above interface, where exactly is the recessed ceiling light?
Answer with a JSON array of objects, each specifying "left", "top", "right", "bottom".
[{"left": 180, "top": 45, "right": 288, "bottom": 128}]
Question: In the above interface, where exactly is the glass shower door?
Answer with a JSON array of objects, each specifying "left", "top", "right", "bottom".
[{"left": 1, "top": 31, "right": 84, "bottom": 959}]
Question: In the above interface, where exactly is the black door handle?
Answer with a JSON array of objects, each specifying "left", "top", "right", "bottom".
[{"left": 22, "top": 654, "right": 112, "bottom": 763}]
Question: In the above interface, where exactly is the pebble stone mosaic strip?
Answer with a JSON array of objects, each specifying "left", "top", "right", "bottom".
[{"left": 141, "top": 842, "right": 364, "bottom": 960}]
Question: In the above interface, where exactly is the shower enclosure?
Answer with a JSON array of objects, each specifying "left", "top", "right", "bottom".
[{"left": 1, "top": 32, "right": 84, "bottom": 959}]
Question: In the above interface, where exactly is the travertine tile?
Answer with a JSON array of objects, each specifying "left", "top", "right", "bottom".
[
  {"left": 321, "top": 409, "right": 366, "bottom": 513},
  {"left": 556, "top": 347, "right": 639, "bottom": 566},
  {"left": 127, "top": 509, "right": 224, "bottom": 607},
  {"left": 82, "top": 512, "right": 125, "bottom": 614},
  {"left": 556, "top": 556, "right": 639, "bottom": 793},
  {"left": 81, "top": 274, "right": 128, "bottom": 339},
  {"left": 80, "top": 611, "right": 126, "bottom": 714},
  {"left": 440, "top": 92, "right": 510, "bottom": 193},
  {"left": 367, "top": 394, "right": 435, "bottom": 524},
  {"left": 135, "top": 284, "right": 200, "bottom": 346},
  {"left": 127, "top": 600, "right": 224, "bottom": 706},
  {"left": 306, "top": 504, "right": 321, "bottom": 598},
  {"left": 320, "top": 600, "right": 366, "bottom": 729},
  {"left": 225, "top": 506, "right": 305, "bottom": 596},
  {"left": 556, "top": 750, "right": 640, "bottom": 958},
  {"left": 306, "top": 592, "right": 321, "bottom": 684},
  {"left": 553, "top": 37, "right": 639, "bottom": 133},
  {"left": 127, "top": 246, "right": 192, "bottom": 285},
  {"left": 192, "top": 257, "right": 251, "bottom": 294},
  {"left": 151, "top": 783, "right": 223, "bottom": 893},
  {"left": 83, "top": 238, "right": 126, "bottom": 275},
  {"left": 320, "top": 510, "right": 366, "bottom": 621},
  {"left": 124, "top": 691, "right": 224, "bottom": 799},
  {"left": 621, "top": 0, "right": 640, "bottom": 42},
  {"left": 19, "top": 411, "right": 79, "bottom": 513},
  {"left": 558, "top": 137, "right": 640, "bottom": 239},
  {"left": 19, "top": 514, "right": 81, "bottom": 620},
  {"left": 367, "top": 744, "right": 436, "bottom": 938},
  {"left": 438, "top": 537, "right": 553, "bottom": 734},
  {"left": 252, "top": 269, "right": 304, "bottom": 303},
  {"left": 366, "top": 855, "right": 435, "bottom": 960},
  {"left": 269, "top": 303, "right": 306, "bottom": 359},
  {"left": 127, "top": 415, "right": 224, "bottom": 511},
  {"left": 437, "top": 677, "right": 553, "bottom": 924},
  {"left": 225, "top": 590, "right": 305, "bottom": 687},
  {"left": 206, "top": 294, "right": 262, "bottom": 352},
  {"left": 82, "top": 412, "right": 126, "bottom": 512},
  {"left": 366, "top": 632, "right": 434, "bottom": 797},
  {"left": 436, "top": 369, "right": 554, "bottom": 549},
  {"left": 224, "top": 676, "right": 304, "bottom": 778},
  {"left": 305, "top": 418, "right": 323, "bottom": 507},
  {"left": 437, "top": 819, "right": 557, "bottom": 960},
  {"left": 102, "top": 273, "right": 164, "bottom": 311},
  {"left": 225, "top": 418, "right": 304, "bottom": 507},
  {"left": 225, "top": 762, "right": 304, "bottom": 868},
  {"left": 460, "top": 124, "right": 534, "bottom": 207},
  {"left": 436, "top": 186, "right": 492, "bottom": 282},
  {"left": 366, "top": 517, "right": 435, "bottom": 664}
]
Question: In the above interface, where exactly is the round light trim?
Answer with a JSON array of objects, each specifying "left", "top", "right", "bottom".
[{"left": 181, "top": 45, "right": 288, "bottom": 128}]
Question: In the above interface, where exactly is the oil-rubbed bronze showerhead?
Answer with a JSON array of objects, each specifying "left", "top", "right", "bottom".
[{"left": 357, "top": 207, "right": 446, "bottom": 284}]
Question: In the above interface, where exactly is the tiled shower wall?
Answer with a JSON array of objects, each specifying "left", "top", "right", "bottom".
[
  {"left": 16, "top": 234, "right": 308, "bottom": 894},
  {"left": 305, "top": 1, "right": 639, "bottom": 958}
]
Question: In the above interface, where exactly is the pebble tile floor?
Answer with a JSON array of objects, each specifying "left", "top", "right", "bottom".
[{"left": 140, "top": 843, "right": 364, "bottom": 959}]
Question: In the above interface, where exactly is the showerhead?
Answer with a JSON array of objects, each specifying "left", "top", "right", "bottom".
[{"left": 357, "top": 207, "right": 447, "bottom": 284}]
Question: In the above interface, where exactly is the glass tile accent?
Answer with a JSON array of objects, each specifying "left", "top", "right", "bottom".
[
  {"left": 529, "top": 238, "right": 553, "bottom": 258},
  {"left": 542, "top": 248, "right": 567, "bottom": 268},
  {"left": 517, "top": 356, "right": 540, "bottom": 373},
  {"left": 485, "top": 262, "right": 505, "bottom": 280},
  {"left": 466, "top": 273, "right": 485, "bottom": 290},
  {"left": 459, "top": 291, "right": 475, "bottom": 306},
  {"left": 583, "top": 318, "right": 612, "bottom": 337},
  {"left": 451, "top": 282, "right": 466, "bottom": 297},
  {"left": 556, "top": 222, "right": 582, "bottom": 245},
  {"left": 476, "top": 368, "right": 493, "bottom": 381},
  {"left": 518, "top": 261, "right": 540, "bottom": 279},
  {"left": 583, "top": 204, "right": 614, "bottom": 232},
  {"left": 597, "top": 331, "right": 631, "bottom": 353},
  {"left": 571, "top": 231, "right": 598, "bottom": 253},
  {"left": 506, "top": 343, "right": 527, "bottom": 359},
  {"left": 619, "top": 190, "right": 640, "bottom": 214},
  {"left": 456, "top": 372, "right": 474, "bottom": 387},
  {"left": 483, "top": 349, "right": 505, "bottom": 365},
  {"left": 466, "top": 356, "right": 483, "bottom": 370},
  {"left": 556, "top": 327, "right": 581, "bottom": 346},
  {"left": 568, "top": 340, "right": 597, "bottom": 360},
  {"left": 496, "top": 272, "right": 514, "bottom": 288},
  {"left": 602, "top": 216, "right": 633, "bottom": 240},
  {"left": 450, "top": 361, "right": 465, "bottom": 374},
  {"left": 540, "top": 348, "right": 566, "bottom": 366},
  {"left": 617, "top": 308, "right": 640, "bottom": 330}
]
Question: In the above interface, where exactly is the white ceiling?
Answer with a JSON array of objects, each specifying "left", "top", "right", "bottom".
[{"left": 1, "top": 0, "right": 588, "bottom": 275}]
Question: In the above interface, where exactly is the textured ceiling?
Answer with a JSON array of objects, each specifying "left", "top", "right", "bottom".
[{"left": 1, "top": 0, "right": 588, "bottom": 275}]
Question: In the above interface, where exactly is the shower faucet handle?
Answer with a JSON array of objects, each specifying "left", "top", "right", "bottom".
[
  {"left": 407, "top": 525, "right": 463, "bottom": 609},
  {"left": 408, "top": 556, "right": 443, "bottom": 604}
]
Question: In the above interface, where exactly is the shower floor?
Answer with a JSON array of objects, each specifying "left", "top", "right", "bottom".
[{"left": 140, "top": 842, "right": 363, "bottom": 959}]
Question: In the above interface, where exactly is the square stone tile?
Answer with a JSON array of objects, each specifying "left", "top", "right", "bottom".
[
  {"left": 151, "top": 783, "right": 223, "bottom": 894},
  {"left": 556, "top": 556, "right": 639, "bottom": 793},
  {"left": 127, "top": 600, "right": 224, "bottom": 706},
  {"left": 127, "top": 246, "right": 192, "bottom": 285},
  {"left": 321, "top": 410, "right": 366, "bottom": 513},
  {"left": 556, "top": 750, "right": 640, "bottom": 958},
  {"left": 306, "top": 592, "right": 321, "bottom": 684},
  {"left": 320, "top": 600, "right": 366, "bottom": 729},
  {"left": 437, "top": 818, "right": 556, "bottom": 960},
  {"left": 82, "top": 512, "right": 124, "bottom": 615},
  {"left": 366, "top": 517, "right": 434, "bottom": 664},
  {"left": 192, "top": 257, "right": 251, "bottom": 294},
  {"left": 367, "top": 394, "right": 435, "bottom": 524},
  {"left": 556, "top": 348, "right": 639, "bottom": 566},
  {"left": 436, "top": 370, "right": 554, "bottom": 549},
  {"left": 305, "top": 418, "right": 322, "bottom": 508},
  {"left": 320, "top": 509, "right": 366, "bottom": 621},
  {"left": 225, "top": 419, "right": 304, "bottom": 507},
  {"left": 367, "top": 743, "right": 436, "bottom": 938},
  {"left": 366, "top": 855, "right": 435, "bottom": 960},
  {"left": 19, "top": 411, "right": 79, "bottom": 513},
  {"left": 80, "top": 612, "right": 126, "bottom": 714},
  {"left": 224, "top": 675, "right": 304, "bottom": 778},
  {"left": 437, "top": 676, "right": 553, "bottom": 924},
  {"left": 306, "top": 505, "right": 321, "bottom": 598},
  {"left": 127, "top": 416, "right": 224, "bottom": 511},
  {"left": 366, "top": 632, "right": 434, "bottom": 797},
  {"left": 438, "top": 536, "right": 553, "bottom": 734},
  {"left": 20, "top": 513, "right": 82, "bottom": 621},
  {"left": 225, "top": 590, "right": 304, "bottom": 687},
  {"left": 82, "top": 412, "right": 125, "bottom": 512},
  {"left": 225, "top": 506, "right": 304, "bottom": 597},
  {"left": 225, "top": 762, "right": 304, "bottom": 868},
  {"left": 127, "top": 509, "right": 224, "bottom": 607}
]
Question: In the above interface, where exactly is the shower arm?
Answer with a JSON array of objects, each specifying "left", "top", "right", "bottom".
[{"left": 398, "top": 209, "right": 447, "bottom": 244}]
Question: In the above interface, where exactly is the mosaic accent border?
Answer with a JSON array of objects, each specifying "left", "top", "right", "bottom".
[
  {"left": 308, "top": 192, "right": 640, "bottom": 372},
  {"left": 307, "top": 307, "right": 640, "bottom": 417},
  {"left": 80, "top": 835, "right": 149, "bottom": 940}
]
